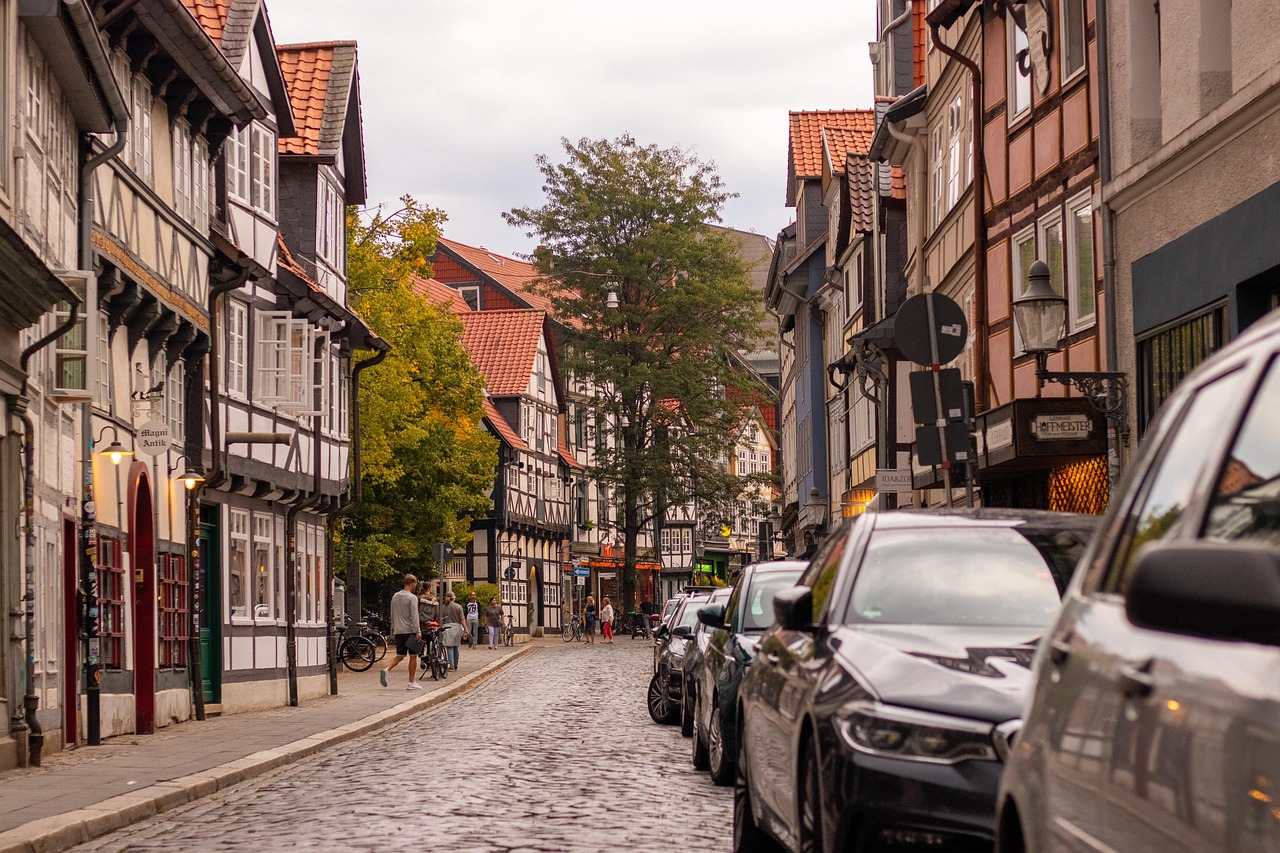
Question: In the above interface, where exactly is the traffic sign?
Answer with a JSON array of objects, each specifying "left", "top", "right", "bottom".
[
  {"left": 573, "top": 563, "right": 591, "bottom": 578},
  {"left": 895, "top": 292, "right": 968, "bottom": 366}
]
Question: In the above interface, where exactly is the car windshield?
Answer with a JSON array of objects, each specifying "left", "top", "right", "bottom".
[
  {"left": 675, "top": 597, "right": 709, "bottom": 629},
  {"left": 842, "top": 526, "right": 1088, "bottom": 628},
  {"left": 742, "top": 571, "right": 803, "bottom": 631}
]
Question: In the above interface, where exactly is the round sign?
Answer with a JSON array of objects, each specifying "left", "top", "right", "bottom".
[
  {"left": 894, "top": 292, "right": 968, "bottom": 366},
  {"left": 135, "top": 419, "right": 171, "bottom": 457}
]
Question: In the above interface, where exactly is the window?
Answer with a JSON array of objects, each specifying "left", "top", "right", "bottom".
[
  {"left": 166, "top": 360, "right": 184, "bottom": 441},
  {"left": 256, "top": 312, "right": 289, "bottom": 401},
  {"left": 459, "top": 286, "right": 481, "bottom": 310},
  {"left": 192, "top": 137, "right": 209, "bottom": 233},
  {"left": 1011, "top": 226, "right": 1037, "bottom": 302},
  {"left": 1061, "top": 0, "right": 1087, "bottom": 81},
  {"left": 930, "top": 126, "right": 945, "bottom": 227},
  {"left": 1137, "top": 307, "right": 1227, "bottom": 428},
  {"left": 172, "top": 119, "right": 192, "bottom": 220},
  {"left": 947, "top": 93, "right": 963, "bottom": 210},
  {"left": 275, "top": 516, "right": 286, "bottom": 625},
  {"left": 159, "top": 554, "right": 188, "bottom": 667},
  {"left": 225, "top": 301, "right": 247, "bottom": 397},
  {"left": 251, "top": 125, "right": 275, "bottom": 217},
  {"left": 98, "top": 536, "right": 125, "bottom": 669},
  {"left": 1101, "top": 370, "right": 1249, "bottom": 594},
  {"left": 131, "top": 76, "right": 152, "bottom": 181},
  {"left": 94, "top": 311, "right": 111, "bottom": 410},
  {"left": 797, "top": 525, "right": 850, "bottom": 622},
  {"left": 829, "top": 397, "right": 847, "bottom": 473},
  {"left": 229, "top": 509, "right": 250, "bottom": 618},
  {"left": 1037, "top": 211, "right": 1065, "bottom": 300},
  {"left": 1066, "top": 193, "right": 1096, "bottom": 330},
  {"left": 1204, "top": 358, "right": 1280, "bottom": 548},
  {"left": 850, "top": 390, "right": 876, "bottom": 453},
  {"left": 317, "top": 175, "right": 344, "bottom": 267},
  {"left": 227, "top": 125, "right": 249, "bottom": 203},
  {"left": 253, "top": 514, "right": 273, "bottom": 620},
  {"left": 1009, "top": 13, "right": 1032, "bottom": 118}
]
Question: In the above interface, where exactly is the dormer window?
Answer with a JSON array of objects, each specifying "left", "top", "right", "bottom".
[
  {"left": 227, "top": 123, "right": 276, "bottom": 219},
  {"left": 317, "top": 175, "right": 345, "bottom": 268}
]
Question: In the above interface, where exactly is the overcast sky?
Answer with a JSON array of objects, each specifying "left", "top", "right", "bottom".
[{"left": 265, "top": 1, "right": 878, "bottom": 259}]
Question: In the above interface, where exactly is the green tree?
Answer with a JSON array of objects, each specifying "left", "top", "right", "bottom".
[
  {"left": 344, "top": 198, "right": 498, "bottom": 587},
  {"left": 505, "top": 135, "right": 767, "bottom": 611}
]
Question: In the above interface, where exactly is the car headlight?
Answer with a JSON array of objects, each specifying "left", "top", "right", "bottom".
[{"left": 835, "top": 701, "right": 999, "bottom": 764}]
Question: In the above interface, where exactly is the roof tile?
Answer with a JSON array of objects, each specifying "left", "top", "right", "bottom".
[
  {"left": 823, "top": 126, "right": 875, "bottom": 175},
  {"left": 482, "top": 398, "right": 527, "bottom": 451},
  {"left": 180, "top": 0, "right": 231, "bottom": 44},
  {"left": 410, "top": 275, "right": 471, "bottom": 314},
  {"left": 789, "top": 110, "right": 876, "bottom": 179},
  {"left": 276, "top": 42, "right": 355, "bottom": 157},
  {"left": 458, "top": 309, "right": 545, "bottom": 397}
]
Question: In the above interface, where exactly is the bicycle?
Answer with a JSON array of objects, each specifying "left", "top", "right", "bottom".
[
  {"left": 348, "top": 616, "right": 388, "bottom": 662},
  {"left": 416, "top": 623, "right": 449, "bottom": 682},
  {"left": 503, "top": 614, "right": 515, "bottom": 647},
  {"left": 562, "top": 613, "right": 583, "bottom": 643},
  {"left": 333, "top": 629, "right": 376, "bottom": 672}
]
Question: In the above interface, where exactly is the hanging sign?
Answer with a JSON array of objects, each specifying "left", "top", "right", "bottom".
[{"left": 135, "top": 420, "right": 170, "bottom": 456}]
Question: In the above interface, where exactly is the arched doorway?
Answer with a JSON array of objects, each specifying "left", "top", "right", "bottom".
[
  {"left": 527, "top": 563, "right": 540, "bottom": 637},
  {"left": 128, "top": 463, "right": 156, "bottom": 735}
]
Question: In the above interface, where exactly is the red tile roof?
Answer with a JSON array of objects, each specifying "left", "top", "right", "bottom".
[
  {"left": 436, "top": 238, "right": 558, "bottom": 316},
  {"left": 458, "top": 309, "right": 545, "bottom": 397},
  {"left": 559, "top": 442, "right": 583, "bottom": 470},
  {"left": 277, "top": 43, "right": 336, "bottom": 156},
  {"left": 823, "top": 126, "right": 874, "bottom": 175},
  {"left": 482, "top": 398, "right": 527, "bottom": 451},
  {"left": 848, "top": 155, "right": 877, "bottom": 234},
  {"left": 790, "top": 110, "right": 876, "bottom": 179},
  {"left": 410, "top": 275, "right": 471, "bottom": 314},
  {"left": 180, "top": 0, "right": 231, "bottom": 44},
  {"left": 277, "top": 233, "right": 321, "bottom": 291}
]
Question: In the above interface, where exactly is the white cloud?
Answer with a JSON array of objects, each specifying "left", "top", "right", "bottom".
[{"left": 266, "top": 0, "right": 877, "bottom": 256}]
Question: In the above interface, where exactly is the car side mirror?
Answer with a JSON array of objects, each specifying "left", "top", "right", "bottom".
[
  {"left": 697, "top": 604, "right": 726, "bottom": 629},
  {"left": 670, "top": 625, "right": 694, "bottom": 639},
  {"left": 653, "top": 624, "right": 669, "bottom": 640},
  {"left": 1126, "top": 543, "right": 1280, "bottom": 646},
  {"left": 773, "top": 585, "right": 815, "bottom": 631}
]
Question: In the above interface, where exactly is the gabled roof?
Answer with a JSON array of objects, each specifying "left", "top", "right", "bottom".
[
  {"left": 788, "top": 110, "right": 876, "bottom": 205},
  {"left": 822, "top": 126, "right": 874, "bottom": 177},
  {"left": 847, "top": 155, "right": 877, "bottom": 235},
  {"left": 435, "top": 238, "right": 556, "bottom": 315},
  {"left": 186, "top": 0, "right": 296, "bottom": 136},
  {"left": 458, "top": 309, "right": 546, "bottom": 397},
  {"left": 277, "top": 41, "right": 366, "bottom": 203},
  {"left": 410, "top": 275, "right": 471, "bottom": 314},
  {"left": 482, "top": 398, "right": 527, "bottom": 451},
  {"left": 180, "top": 0, "right": 229, "bottom": 43}
]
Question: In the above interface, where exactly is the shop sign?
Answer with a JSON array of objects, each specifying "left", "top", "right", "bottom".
[
  {"left": 135, "top": 420, "right": 171, "bottom": 456},
  {"left": 874, "top": 469, "right": 913, "bottom": 492},
  {"left": 986, "top": 420, "right": 1015, "bottom": 452},
  {"left": 1031, "top": 413, "right": 1094, "bottom": 441},
  {"left": 599, "top": 572, "right": 616, "bottom": 579}
]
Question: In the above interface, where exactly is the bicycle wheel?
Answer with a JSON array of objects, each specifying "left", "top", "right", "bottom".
[
  {"left": 504, "top": 626, "right": 513, "bottom": 647},
  {"left": 340, "top": 636, "right": 375, "bottom": 672},
  {"left": 562, "top": 620, "right": 575, "bottom": 642},
  {"left": 365, "top": 632, "right": 388, "bottom": 662}
]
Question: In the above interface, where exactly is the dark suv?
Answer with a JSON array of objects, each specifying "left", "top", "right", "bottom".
[
  {"left": 648, "top": 591, "right": 711, "bottom": 725},
  {"left": 997, "top": 306, "right": 1280, "bottom": 853}
]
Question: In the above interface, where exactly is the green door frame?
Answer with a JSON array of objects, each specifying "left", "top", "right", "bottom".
[{"left": 197, "top": 503, "right": 222, "bottom": 704}]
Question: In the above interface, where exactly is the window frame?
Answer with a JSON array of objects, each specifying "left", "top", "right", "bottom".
[
  {"left": 228, "top": 509, "right": 251, "bottom": 621},
  {"left": 158, "top": 552, "right": 188, "bottom": 668},
  {"left": 1011, "top": 223, "right": 1037, "bottom": 355},
  {"left": 1060, "top": 0, "right": 1088, "bottom": 84},
  {"left": 1007, "top": 11, "right": 1033, "bottom": 121},
  {"left": 98, "top": 535, "right": 125, "bottom": 669},
  {"left": 1065, "top": 190, "right": 1097, "bottom": 333}
]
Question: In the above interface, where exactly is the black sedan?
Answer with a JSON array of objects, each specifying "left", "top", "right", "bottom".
[
  {"left": 735, "top": 509, "right": 1097, "bottom": 853},
  {"left": 648, "top": 590, "right": 712, "bottom": 725},
  {"left": 689, "top": 560, "right": 807, "bottom": 784},
  {"left": 680, "top": 587, "right": 733, "bottom": 737}
]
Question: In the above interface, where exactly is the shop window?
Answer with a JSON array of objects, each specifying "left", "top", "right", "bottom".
[
  {"left": 1137, "top": 306, "right": 1227, "bottom": 429},
  {"left": 159, "top": 553, "right": 188, "bottom": 667},
  {"left": 98, "top": 536, "right": 125, "bottom": 669},
  {"left": 229, "top": 509, "right": 249, "bottom": 618}
]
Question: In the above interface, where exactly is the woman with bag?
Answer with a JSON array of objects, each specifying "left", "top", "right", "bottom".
[
  {"left": 583, "top": 596, "right": 598, "bottom": 645},
  {"left": 600, "top": 597, "right": 615, "bottom": 644},
  {"left": 485, "top": 597, "right": 505, "bottom": 649},
  {"left": 439, "top": 591, "right": 465, "bottom": 670}
]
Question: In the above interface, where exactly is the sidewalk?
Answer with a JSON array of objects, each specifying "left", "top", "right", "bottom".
[{"left": 0, "top": 641, "right": 537, "bottom": 853}]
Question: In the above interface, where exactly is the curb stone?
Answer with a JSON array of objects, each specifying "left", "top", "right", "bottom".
[{"left": 0, "top": 645, "right": 536, "bottom": 853}]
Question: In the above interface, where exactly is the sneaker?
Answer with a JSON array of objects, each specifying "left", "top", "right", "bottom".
[
  {"left": 406, "top": 683, "right": 423, "bottom": 690},
  {"left": 379, "top": 669, "right": 387, "bottom": 687}
]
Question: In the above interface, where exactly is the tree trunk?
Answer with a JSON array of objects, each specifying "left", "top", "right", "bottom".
[{"left": 623, "top": 485, "right": 639, "bottom": 616}]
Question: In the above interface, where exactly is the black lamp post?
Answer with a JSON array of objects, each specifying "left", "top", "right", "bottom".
[{"left": 1012, "top": 260, "right": 1128, "bottom": 418}]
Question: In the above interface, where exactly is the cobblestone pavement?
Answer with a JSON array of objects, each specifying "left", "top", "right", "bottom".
[{"left": 72, "top": 640, "right": 731, "bottom": 852}]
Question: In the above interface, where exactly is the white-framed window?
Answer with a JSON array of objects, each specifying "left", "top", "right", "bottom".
[
  {"left": 844, "top": 248, "right": 864, "bottom": 317},
  {"left": 166, "top": 360, "right": 184, "bottom": 441},
  {"left": 850, "top": 389, "right": 876, "bottom": 453},
  {"left": 253, "top": 513, "right": 274, "bottom": 621},
  {"left": 227, "top": 125, "right": 250, "bottom": 204},
  {"left": 94, "top": 311, "right": 111, "bottom": 411},
  {"left": 1012, "top": 224, "right": 1037, "bottom": 354},
  {"left": 317, "top": 175, "right": 344, "bottom": 267},
  {"left": 1008, "top": 12, "right": 1033, "bottom": 119},
  {"left": 229, "top": 509, "right": 250, "bottom": 619},
  {"left": 225, "top": 300, "right": 247, "bottom": 397},
  {"left": 192, "top": 137, "right": 209, "bottom": 233},
  {"left": 172, "top": 119, "right": 192, "bottom": 221},
  {"left": 256, "top": 311, "right": 289, "bottom": 402},
  {"left": 738, "top": 449, "right": 748, "bottom": 476},
  {"left": 1037, "top": 210, "right": 1066, "bottom": 302},
  {"left": 274, "top": 516, "right": 286, "bottom": 624},
  {"left": 930, "top": 126, "right": 945, "bottom": 228},
  {"left": 459, "top": 285, "right": 480, "bottom": 310},
  {"left": 1061, "top": 0, "right": 1087, "bottom": 82},
  {"left": 1066, "top": 191, "right": 1096, "bottom": 331},
  {"left": 251, "top": 124, "right": 275, "bottom": 218},
  {"left": 829, "top": 396, "right": 847, "bottom": 473},
  {"left": 131, "top": 76, "right": 152, "bottom": 181},
  {"left": 947, "top": 93, "right": 963, "bottom": 210}
]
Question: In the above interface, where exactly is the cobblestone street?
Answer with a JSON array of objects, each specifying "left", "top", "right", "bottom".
[{"left": 71, "top": 641, "right": 731, "bottom": 852}]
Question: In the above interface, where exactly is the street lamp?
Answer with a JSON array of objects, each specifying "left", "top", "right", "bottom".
[
  {"left": 168, "top": 455, "right": 205, "bottom": 491},
  {"left": 94, "top": 424, "right": 131, "bottom": 465},
  {"left": 1012, "top": 260, "right": 1128, "bottom": 418},
  {"left": 605, "top": 287, "right": 620, "bottom": 310}
]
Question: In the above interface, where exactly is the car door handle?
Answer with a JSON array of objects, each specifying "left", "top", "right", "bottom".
[{"left": 1119, "top": 660, "right": 1155, "bottom": 699}]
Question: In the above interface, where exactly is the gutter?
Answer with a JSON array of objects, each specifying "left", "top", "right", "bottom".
[
  {"left": 929, "top": 14, "right": 989, "bottom": 412},
  {"left": 323, "top": 342, "right": 389, "bottom": 695},
  {"left": 1094, "top": 0, "right": 1125, "bottom": 483}
]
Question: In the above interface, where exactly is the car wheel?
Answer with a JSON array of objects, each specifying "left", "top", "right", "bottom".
[
  {"left": 734, "top": 715, "right": 783, "bottom": 853},
  {"left": 648, "top": 673, "right": 677, "bottom": 724},
  {"left": 680, "top": 683, "right": 695, "bottom": 737},
  {"left": 798, "top": 738, "right": 824, "bottom": 853},
  {"left": 708, "top": 699, "right": 735, "bottom": 786},
  {"left": 692, "top": 694, "right": 711, "bottom": 770}
]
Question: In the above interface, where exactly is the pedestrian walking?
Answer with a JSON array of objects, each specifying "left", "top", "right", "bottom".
[
  {"left": 485, "top": 597, "right": 504, "bottom": 649},
  {"left": 600, "top": 596, "right": 615, "bottom": 644},
  {"left": 440, "top": 591, "right": 465, "bottom": 670},
  {"left": 465, "top": 592, "right": 481, "bottom": 647},
  {"left": 380, "top": 574, "right": 422, "bottom": 689},
  {"left": 584, "top": 595, "right": 597, "bottom": 645},
  {"left": 418, "top": 586, "right": 440, "bottom": 632}
]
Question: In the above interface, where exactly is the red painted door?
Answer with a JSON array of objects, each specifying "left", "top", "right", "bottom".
[{"left": 130, "top": 470, "right": 156, "bottom": 735}]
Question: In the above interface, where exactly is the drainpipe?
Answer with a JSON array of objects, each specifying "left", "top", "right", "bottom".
[
  {"left": 324, "top": 345, "right": 388, "bottom": 695},
  {"left": 1094, "top": 0, "right": 1125, "bottom": 485},
  {"left": 15, "top": 302, "right": 82, "bottom": 766},
  {"left": 885, "top": 121, "right": 927, "bottom": 295},
  {"left": 929, "top": 16, "right": 989, "bottom": 412},
  {"left": 75, "top": 10, "right": 129, "bottom": 745},
  {"left": 284, "top": 334, "right": 327, "bottom": 707}
]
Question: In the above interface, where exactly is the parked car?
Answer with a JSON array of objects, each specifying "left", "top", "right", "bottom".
[
  {"left": 735, "top": 508, "right": 1098, "bottom": 853},
  {"left": 996, "top": 308, "right": 1280, "bottom": 853},
  {"left": 648, "top": 590, "right": 713, "bottom": 725},
  {"left": 689, "top": 560, "right": 807, "bottom": 784},
  {"left": 680, "top": 587, "right": 734, "bottom": 737},
  {"left": 661, "top": 594, "right": 685, "bottom": 624}
]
